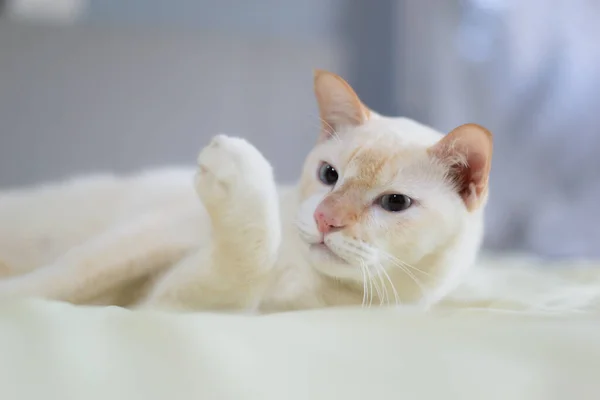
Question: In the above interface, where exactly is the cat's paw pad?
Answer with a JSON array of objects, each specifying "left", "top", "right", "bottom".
[{"left": 195, "top": 135, "right": 273, "bottom": 206}]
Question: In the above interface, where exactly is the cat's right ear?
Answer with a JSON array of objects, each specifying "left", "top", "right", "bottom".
[{"left": 313, "top": 69, "right": 370, "bottom": 142}]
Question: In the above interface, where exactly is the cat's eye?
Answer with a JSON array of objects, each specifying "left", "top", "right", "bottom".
[
  {"left": 379, "top": 194, "right": 412, "bottom": 212},
  {"left": 318, "top": 162, "right": 338, "bottom": 186}
]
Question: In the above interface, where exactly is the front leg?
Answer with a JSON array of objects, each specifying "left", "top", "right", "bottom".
[{"left": 142, "top": 135, "right": 280, "bottom": 310}]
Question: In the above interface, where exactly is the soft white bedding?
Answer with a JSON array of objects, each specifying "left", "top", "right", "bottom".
[
  {"left": 0, "top": 297, "right": 598, "bottom": 400},
  {"left": 1, "top": 170, "right": 599, "bottom": 399}
]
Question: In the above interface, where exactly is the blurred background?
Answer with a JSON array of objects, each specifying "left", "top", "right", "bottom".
[{"left": 1, "top": 0, "right": 599, "bottom": 258}]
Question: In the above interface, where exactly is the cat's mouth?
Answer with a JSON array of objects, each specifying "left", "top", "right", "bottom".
[{"left": 309, "top": 242, "right": 347, "bottom": 264}]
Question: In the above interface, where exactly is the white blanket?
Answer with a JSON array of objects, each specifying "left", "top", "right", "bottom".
[
  {"left": 0, "top": 299, "right": 599, "bottom": 400},
  {"left": 1, "top": 170, "right": 600, "bottom": 399}
]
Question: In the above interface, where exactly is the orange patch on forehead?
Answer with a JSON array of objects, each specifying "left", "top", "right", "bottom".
[{"left": 344, "top": 145, "right": 396, "bottom": 188}]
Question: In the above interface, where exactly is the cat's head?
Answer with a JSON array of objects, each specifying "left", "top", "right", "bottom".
[{"left": 295, "top": 70, "right": 492, "bottom": 305}]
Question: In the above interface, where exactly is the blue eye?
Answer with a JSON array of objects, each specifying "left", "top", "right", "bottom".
[
  {"left": 379, "top": 194, "right": 412, "bottom": 212},
  {"left": 318, "top": 162, "right": 338, "bottom": 186}
]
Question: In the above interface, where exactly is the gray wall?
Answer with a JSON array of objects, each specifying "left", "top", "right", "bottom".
[{"left": 0, "top": 20, "right": 346, "bottom": 187}]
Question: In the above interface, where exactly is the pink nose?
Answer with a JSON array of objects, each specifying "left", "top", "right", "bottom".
[{"left": 314, "top": 206, "right": 346, "bottom": 234}]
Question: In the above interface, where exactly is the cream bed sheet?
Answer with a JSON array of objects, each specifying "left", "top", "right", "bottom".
[{"left": 0, "top": 298, "right": 598, "bottom": 400}]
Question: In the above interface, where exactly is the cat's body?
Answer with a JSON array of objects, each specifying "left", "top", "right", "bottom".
[{"left": 0, "top": 71, "right": 492, "bottom": 312}]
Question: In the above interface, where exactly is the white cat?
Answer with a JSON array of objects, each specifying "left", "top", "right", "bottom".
[{"left": 0, "top": 70, "right": 493, "bottom": 312}]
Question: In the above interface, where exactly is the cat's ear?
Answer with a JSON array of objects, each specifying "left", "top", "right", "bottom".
[
  {"left": 429, "top": 124, "right": 493, "bottom": 211},
  {"left": 313, "top": 69, "right": 370, "bottom": 142}
]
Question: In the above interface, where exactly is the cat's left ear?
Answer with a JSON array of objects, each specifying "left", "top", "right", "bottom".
[
  {"left": 428, "top": 123, "right": 493, "bottom": 211},
  {"left": 313, "top": 69, "right": 371, "bottom": 142}
]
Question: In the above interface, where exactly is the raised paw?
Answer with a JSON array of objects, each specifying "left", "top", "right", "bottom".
[{"left": 195, "top": 135, "right": 275, "bottom": 212}]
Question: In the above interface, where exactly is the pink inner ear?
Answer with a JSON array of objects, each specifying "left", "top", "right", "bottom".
[
  {"left": 430, "top": 123, "right": 493, "bottom": 211},
  {"left": 452, "top": 152, "right": 488, "bottom": 208},
  {"left": 465, "top": 152, "right": 487, "bottom": 191},
  {"left": 313, "top": 70, "right": 369, "bottom": 142}
]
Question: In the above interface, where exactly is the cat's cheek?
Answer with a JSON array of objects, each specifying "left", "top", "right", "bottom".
[
  {"left": 371, "top": 210, "right": 425, "bottom": 263},
  {"left": 396, "top": 214, "right": 447, "bottom": 262}
]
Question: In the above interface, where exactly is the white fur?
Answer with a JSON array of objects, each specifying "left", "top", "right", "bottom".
[{"left": 0, "top": 113, "right": 487, "bottom": 313}]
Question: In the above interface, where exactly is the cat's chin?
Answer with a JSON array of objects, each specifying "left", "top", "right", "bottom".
[{"left": 307, "top": 244, "right": 362, "bottom": 281}]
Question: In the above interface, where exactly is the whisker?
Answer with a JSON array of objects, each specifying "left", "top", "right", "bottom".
[
  {"left": 365, "top": 264, "right": 375, "bottom": 307},
  {"left": 381, "top": 253, "right": 427, "bottom": 295},
  {"left": 380, "top": 252, "right": 432, "bottom": 277},
  {"left": 378, "top": 263, "right": 401, "bottom": 306},
  {"left": 398, "top": 263, "right": 426, "bottom": 294},
  {"left": 368, "top": 265, "right": 384, "bottom": 305},
  {"left": 318, "top": 117, "right": 342, "bottom": 142},
  {"left": 396, "top": 259, "right": 431, "bottom": 277},
  {"left": 374, "top": 264, "right": 388, "bottom": 306},
  {"left": 333, "top": 238, "right": 404, "bottom": 307},
  {"left": 302, "top": 112, "right": 342, "bottom": 143},
  {"left": 359, "top": 261, "right": 368, "bottom": 307}
]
